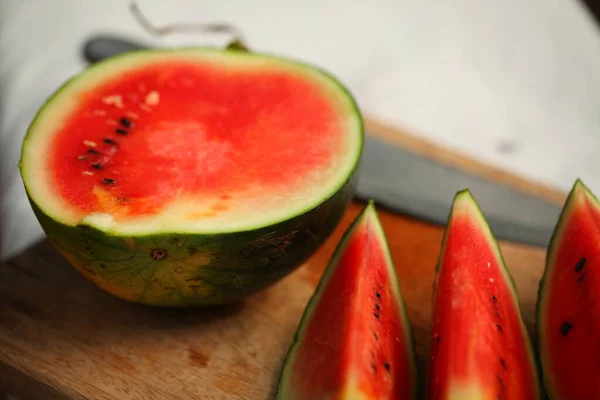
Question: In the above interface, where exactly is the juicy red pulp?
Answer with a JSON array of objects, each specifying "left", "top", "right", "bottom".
[
  {"left": 541, "top": 189, "right": 600, "bottom": 400},
  {"left": 288, "top": 215, "right": 414, "bottom": 398},
  {"left": 51, "top": 58, "right": 344, "bottom": 219},
  {"left": 428, "top": 207, "right": 537, "bottom": 399}
]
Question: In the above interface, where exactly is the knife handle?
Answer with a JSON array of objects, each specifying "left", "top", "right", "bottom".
[{"left": 82, "top": 35, "right": 150, "bottom": 64}]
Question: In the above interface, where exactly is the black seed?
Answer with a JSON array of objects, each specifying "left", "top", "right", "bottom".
[
  {"left": 87, "top": 149, "right": 100, "bottom": 155},
  {"left": 497, "top": 375, "right": 505, "bottom": 388},
  {"left": 102, "top": 178, "right": 115, "bottom": 184},
  {"left": 100, "top": 264, "right": 106, "bottom": 269},
  {"left": 492, "top": 295, "right": 498, "bottom": 302},
  {"left": 560, "top": 322, "right": 573, "bottom": 336},
  {"left": 575, "top": 257, "right": 586, "bottom": 272},
  {"left": 91, "top": 163, "right": 103, "bottom": 169},
  {"left": 372, "top": 331, "right": 379, "bottom": 341},
  {"left": 383, "top": 362, "right": 390, "bottom": 371},
  {"left": 499, "top": 358, "right": 506, "bottom": 369},
  {"left": 435, "top": 334, "right": 441, "bottom": 344},
  {"left": 375, "top": 303, "right": 380, "bottom": 311},
  {"left": 370, "top": 363, "right": 377, "bottom": 373},
  {"left": 373, "top": 313, "right": 380, "bottom": 319},
  {"left": 103, "top": 138, "right": 117, "bottom": 145},
  {"left": 496, "top": 324, "right": 503, "bottom": 332},
  {"left": 577, "top": 275, "right": 585, "bottom": 283},
  {"left": 115, "top": 128, "right": 128, "bottom": 135},
  {"left": 376, "top": 292, "right": 381, "bottom": 298},
  {"left": 120, "top": 117, "right": 132, "bottom": 128}
]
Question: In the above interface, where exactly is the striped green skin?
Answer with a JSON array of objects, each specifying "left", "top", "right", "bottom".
[
  {"left": 28, "top": 173, "right": 357, "bottom": 306},
  {"left": 20, "top": 47, "right": 364, "bottom": 307}
]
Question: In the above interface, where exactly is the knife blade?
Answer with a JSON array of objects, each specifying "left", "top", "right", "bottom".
[{"left": 80, "top": 35, "right": 563, "bottom": 247}]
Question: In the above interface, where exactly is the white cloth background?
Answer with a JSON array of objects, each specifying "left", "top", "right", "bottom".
[{"left": 2, "top": 0, "right": 600, "bottom": 261}]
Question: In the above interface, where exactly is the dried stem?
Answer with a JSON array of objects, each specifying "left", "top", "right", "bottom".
[{"left": 129, "top": 1, "right": 247, "bottom": 49}]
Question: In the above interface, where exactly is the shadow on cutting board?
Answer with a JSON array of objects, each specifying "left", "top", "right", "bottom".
[{"left": 1, "top": 238, "right": 431, "bottom": 399}]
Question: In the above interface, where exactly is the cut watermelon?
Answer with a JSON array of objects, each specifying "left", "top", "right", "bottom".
[
  {"left": 277, "top": 202, "right": 417, "bottom": 400},
  {"left": 428, "top": 190, "right": 541, "bottom": 399},
  {"left": 537, "top": 179, "right": 600, "bottom": 400},
  {"left": 19, "top": 47, "right": 363, "bottom": 306}
]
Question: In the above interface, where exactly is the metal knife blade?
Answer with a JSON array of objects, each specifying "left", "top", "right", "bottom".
[{"left": 80, "top": 35, "right": 563, "bottom": 247}]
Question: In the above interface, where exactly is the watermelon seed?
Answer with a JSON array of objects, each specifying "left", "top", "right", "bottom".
[
  {"left": 375, "top": 303, "right": 380, "bottom": 311},
  {"left": 492, "top": 295, "right": 498, "bottom": 302},
  {"left": 83, "top": 140, "right": 97, "bottom": 147},
  {"left": 103, "top": 138, "right": 117, "bottom": 145},
  {"left": 497, "top": 375, "right": 505, "bottom": 388},
  {"left": 372, "top": 331, "right": 378, "bottom": 341},
  {"left": 102, "top": 95, "right": 124, "bottom": 109},
  {"left": 91, "top": 163, "right": 103, "bottom": 170},
  {"left": 139, "top": 104, "right": 153, "bottom": 112},
  {"left": 560, "top": 322, "right": 573, "bottom": 335},
  {"left": 495, "top": 324, "right": 503, "bottom": 332},
  {"left": 499, "top": 358, "right": 506, "bottom": 369},
  {"left": 376, "top": 291, "right": 381, "bottom": 298},
  {"left": 115, "top": 128, "right": 128, "bottom": 135},
  {"left": 83, "top": 171, "right": 94, "bottom": 176},
  {"left": 100, "top": 264, "right": 106, "bottom": 269},
  {"left": 150, "top": 248, "right": 167, "bottom": 261},
  {"left": 77, "top": 155, "right": 87, "bottom": 160},
  {"left": 577, "top": 275, "right": 585, "bottom": 283},
  {"left": 120, "top": 117, "right": 133, "bottom": 128},
  {"left": 373, "top": 313, "right": 380, "bottom": 319},
  {"left": 574, "top": 257, "right": 586, "bottom": 272},
  {"left": 145, "top": 90, "right": 160, "bottom": 106},
  {"left": 87, "top": 149, "right": 100, "bottom": 155},
  {"left": 370, "top": 363, "right": 377, "bottom": 373},
  {"left": 383, "top": 362, "right": 390, "bottom": 371},
  {"left": 102, "top": 178, "right": 116, "bottom": 185}
]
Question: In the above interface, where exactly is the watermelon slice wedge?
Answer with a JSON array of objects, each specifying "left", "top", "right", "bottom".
[
  {"left": 19, "top": 47, "right": 363, "bottom": 306},
  {"left": 427, "top": 190, "right": 541, "bottom": 400},
  {"left": 537, "top": 179, "right": 600, "bottom": 400},
  {"left": 276, "top": 202, "right": 417, "bottom": 399}
]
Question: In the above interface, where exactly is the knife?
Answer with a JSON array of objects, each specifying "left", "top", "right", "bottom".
[{"left": 81, "top": 35, "right": 564, "bottom": 248}]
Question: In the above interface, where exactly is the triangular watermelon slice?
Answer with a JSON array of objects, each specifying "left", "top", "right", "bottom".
[
  {"left": 427, "top": 190, "right": 541, "bottom": 399},
  {"left": 276, "top": 201, "right": 417, "bottom": 399},
  {"left": 537, "top": 179, "right": 600, "bottom": 399}
]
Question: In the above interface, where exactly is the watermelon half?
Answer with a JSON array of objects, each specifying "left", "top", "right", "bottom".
[
  {"left": 537, "top": 179, "right": 600, "bottom": 399},
  {"left": 19, "top": 47, "right": 363, "bottom": 306},
  {"left": 428, "top": 190, "right": 541, "bottom": 399},
  {"left": 277, "top": 201, "right": 417, "bottom": 400}
]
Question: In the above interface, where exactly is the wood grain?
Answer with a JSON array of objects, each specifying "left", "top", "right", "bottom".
[{"left": 0, "top": 116, "right": 562, "bottom": 399}]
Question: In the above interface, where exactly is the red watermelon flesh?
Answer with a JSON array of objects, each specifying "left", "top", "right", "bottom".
[
  {"left": 428, "top": 190, "right": 540, "bottom": 400},
  {"left": 30, "top": 50, "right": 360, "bottom": 233},
  {"left": 537, "top": 180, "right": 600, "bottom": 400},
  {"left": 277, "top": 202, "right": 417, "bottom": 400}
]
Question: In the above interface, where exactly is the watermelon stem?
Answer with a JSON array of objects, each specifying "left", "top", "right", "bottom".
[{"left": 129, "top": 1, "right": 248, "bottom": 51}]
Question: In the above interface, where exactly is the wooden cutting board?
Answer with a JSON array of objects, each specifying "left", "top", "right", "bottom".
[{"left": 0, "top": 118, "right": 565, "bottom": 400}]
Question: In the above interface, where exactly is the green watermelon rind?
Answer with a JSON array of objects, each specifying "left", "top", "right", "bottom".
[
  {"left": 535, "top": 179, "right": 599, "bottom": 400},
  {"left": 19, "top": 47, "right": 364, "bottom": 306},
  {"left": 431, "top": 189, "right": 543, "bottom": 399},
  {"left": 276, "top": 201, "right": 418, "bottom": 400}
]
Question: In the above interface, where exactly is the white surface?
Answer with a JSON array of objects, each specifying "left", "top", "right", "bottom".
[{"left": 2, "top": 0, "right": 600, "bottom": 260}]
